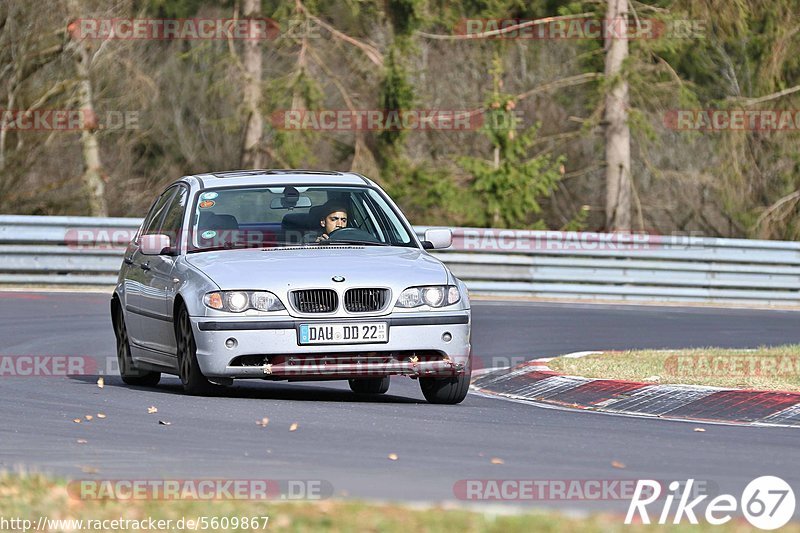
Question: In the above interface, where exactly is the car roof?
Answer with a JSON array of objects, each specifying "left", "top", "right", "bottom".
[{"left": 182, "top": 169, "right": 375, "bottom": 189}]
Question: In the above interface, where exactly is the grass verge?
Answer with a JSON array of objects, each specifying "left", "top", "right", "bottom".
[
  {"left": 546, "top": 345, "right": 800, "bottom": 392},
  {"left": 0, "top": 472, "right": 791, "bottom": 532}
]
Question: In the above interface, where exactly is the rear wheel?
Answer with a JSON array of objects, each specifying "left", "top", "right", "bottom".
[
  {"left": 348, "top": 376, "right": 390, "bottom": 394},
  {"left": 175, "top": 305, "right": 216, "bottom": 396},
  {"left": 420, "top": 362, "right": 471, "bottom": 404},
  {"left": 113, "top": 303, "right": 160, "bottom": 387}
]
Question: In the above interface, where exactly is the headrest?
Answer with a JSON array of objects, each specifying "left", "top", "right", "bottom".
[{"left": 198, "top": 212, "right": 239, "bottom": 231}]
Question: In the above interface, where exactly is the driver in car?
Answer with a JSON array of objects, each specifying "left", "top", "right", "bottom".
[{"left": 315, "top": 202, "right": 348, "bottom": 243}]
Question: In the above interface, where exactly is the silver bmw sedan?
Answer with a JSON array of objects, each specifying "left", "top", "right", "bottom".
[{"left": 111, "top": 169, "right": 471, "bottom": 404}]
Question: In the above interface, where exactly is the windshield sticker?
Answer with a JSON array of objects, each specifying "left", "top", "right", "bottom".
[
  {"left": 201, "top": 230, "right": 217, "bottom": 239},
  {"left": 199, "top": 200, "right": 215, "bottom": 209},
  {"left": 200, "top": 192, "right": 218, "bottom": 200}
]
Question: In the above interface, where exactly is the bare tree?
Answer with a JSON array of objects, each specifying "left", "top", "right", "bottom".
[
  {"left": 604, "top": 0, "right": 631, "bottom": 230},
  {"left": 240, "top": 0, "right": 264, "bottom": 169},
  {"left": 66, "top": 0, "right": 108, "bottom": 216}
]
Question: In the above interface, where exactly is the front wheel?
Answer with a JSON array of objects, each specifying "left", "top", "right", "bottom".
[
  {"left": 348, "top": 376, "right": 390, "bottom": 394},
  {"left": 175, "top": 305, "right": 216, "bottom": 396},
  {"left": 114, "top": 304, "right": 160, "bottom": 387},
  {"left": 420, "top": 364, "right": 471, "bottom": 404}
]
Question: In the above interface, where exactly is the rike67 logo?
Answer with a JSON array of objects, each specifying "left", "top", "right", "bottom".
[{"left": 626, "top": 477, "right": 795, "bottom": 530}]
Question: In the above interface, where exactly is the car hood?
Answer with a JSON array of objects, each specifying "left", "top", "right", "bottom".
[{"left": 184, "top": 246, "right": 448, "bottom": 290}]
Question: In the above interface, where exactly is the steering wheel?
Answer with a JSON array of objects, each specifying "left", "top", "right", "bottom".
[{"left": 327, "top": 227, "right": 380, "bottom": 243}]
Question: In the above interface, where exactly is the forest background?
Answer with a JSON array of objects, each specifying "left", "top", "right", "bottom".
[{"left": 1, "top": 0, "right": 799, "bottom": 239}]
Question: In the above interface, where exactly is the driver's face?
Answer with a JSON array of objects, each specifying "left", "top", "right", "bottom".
[{"left": 322, "top": 211, "right": 347, "bottom": 234}]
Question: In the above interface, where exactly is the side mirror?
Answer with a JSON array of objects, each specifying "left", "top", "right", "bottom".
[
  {"left": 423, "top": 228, "right": 452, "bottom": 250},
  {"left": 140, "top": 234, "right": 171, "bottom": 255}
]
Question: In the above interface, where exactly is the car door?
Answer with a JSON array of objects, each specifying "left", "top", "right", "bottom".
[
  {"left": 124, "top": 188, "right": 175, "bottom": 347},
  {"left": 135, "top": 185, "right": 188, "bottom": 359}
]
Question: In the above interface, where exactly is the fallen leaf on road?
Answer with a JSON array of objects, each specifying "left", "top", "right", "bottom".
[
  {"left": 612, "top": 460, "right": 626, "bottom": 469},
  {"left": 490, "top": 457, "right": 504, "bottom": 465},
  {"left": 693, "top": 428, "right": 706, "bottom": 432},
  {"left": 80, "top": 466, "right": 98, "bottom": 474},
  {"left": 158, "top": 420, "right": 171, "bottom": 426},
  {"left": 72, "top": 418, "right": 81, "bottom": 424},
  {"left": 388, "top": 453, "right": 398, "bottom": 461},
  {"left": 76, "top": 439, "right": 87, "bottom": 444},
  {"left": 96, "top": 377, "right": 104, "bottom": 389},
  {"left": 147, "top": 406, "right": 158, "bottom": 414},
  {"left": 84, "top": 415, "right": 93, "bottom": 421},
  {"left": 256, "top": 417, "right": 269, "bottom": 427},
  {"left": 289, "top": 423, "right": 298, "bottom": 432},
  {"left": 97, "top": 413, "right": 106, "bottom": 419}
]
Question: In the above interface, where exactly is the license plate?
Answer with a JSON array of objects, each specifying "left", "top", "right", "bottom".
[{"left": 298, "top": 322, "right": 388, "bottom": 345}]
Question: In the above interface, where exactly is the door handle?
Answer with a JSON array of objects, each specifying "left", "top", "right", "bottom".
[{"left": 140, "top": 262, "right": 151, "bottom": 271}]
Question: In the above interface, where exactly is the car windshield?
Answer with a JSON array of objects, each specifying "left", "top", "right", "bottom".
[{"left": 187, "top": 185, "right": 417, "bottom": 252}]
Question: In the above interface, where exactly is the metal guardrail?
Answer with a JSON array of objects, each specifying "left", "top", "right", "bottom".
[
  {"left": 0, "top": 215, "right": 142, "bottom": 286},
  {"left": 1, "top": 215, "right": 798, "bottom": 305}
]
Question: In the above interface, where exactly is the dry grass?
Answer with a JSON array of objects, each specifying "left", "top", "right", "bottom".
[
  {"left": 1, "top": 472, "right": 793, "bottom": 532},
  {"left": 547, "top": 345, "right": 800, "bottom": 392}
]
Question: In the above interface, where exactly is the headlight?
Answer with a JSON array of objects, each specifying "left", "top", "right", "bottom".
[
  {"left": 227, "top": 292, "right": 249, "bottom": 312},
  {"left": 251, "top": 291, "right": 282, "bottom": 311},
  {"left": 422, "top": 287, "right": 444, "bottom": 307},
  {"left": 204, "top": 291, "right": 285, "bottom": 313},
  {"left": 395, "top": 285, "right": 460, "bottom": 308}
]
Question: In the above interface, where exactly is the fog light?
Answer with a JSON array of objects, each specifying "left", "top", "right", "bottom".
[
  {"left": 442, "top": 332, "right": 452, "bottom": 342},
  {"left": 225, "top": 338, "right": 238, "bottom": 349}
]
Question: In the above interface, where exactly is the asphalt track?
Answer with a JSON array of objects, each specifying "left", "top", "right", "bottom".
[{"left": 1, "top": 291, "right": 800, "bottom": 515}]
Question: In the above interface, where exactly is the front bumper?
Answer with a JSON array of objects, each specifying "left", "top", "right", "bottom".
[{"left": 190, "top": 311, "right": 471, "bottom": 379}]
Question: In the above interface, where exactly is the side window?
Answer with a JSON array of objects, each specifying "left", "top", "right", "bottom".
[
  {"left": 351, "top": 193, "right": 382, "bottom": 239},
  {"left": 140, "top": 188, "right": 177, "bottom": 239},
  {"left": 365, "top": 191, "right": 412, "bottom": 245},
  {"left": 160, "top": 186, "right": 188, "bottom": 249}
]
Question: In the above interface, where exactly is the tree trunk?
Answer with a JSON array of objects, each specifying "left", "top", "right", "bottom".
[
  {"left": 0, "top": 88, "right": 15, "bottom": 171},
  {"left": 72, "top": 32, "right": 107, "bottom": 217},
  {"left": 240, "top": 0, "right": 264, "bottom": 169},
  {"left": 604, "top": 0, "right": 631, "bottom": 231}
]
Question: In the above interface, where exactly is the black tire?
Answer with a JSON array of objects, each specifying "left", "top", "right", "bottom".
[
  {"left": 348, "top": 376, "right": 390, "bottom": 394},
  {"left": 175, "top": 304, "right": 216, "bottom": 396},
  {"left": 420, "top": 363, "right": 471, "bottom": 405},
  {"left": 113, "top": 302, "right": 161, "bottom": 387}
]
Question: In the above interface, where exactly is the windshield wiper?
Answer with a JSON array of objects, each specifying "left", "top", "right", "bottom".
[
  {"left": 189, "top": 242, "right": 273, "bottom": 253},
  {"left": 319, "top": 239, "right": 389, "bottom": 246}
]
